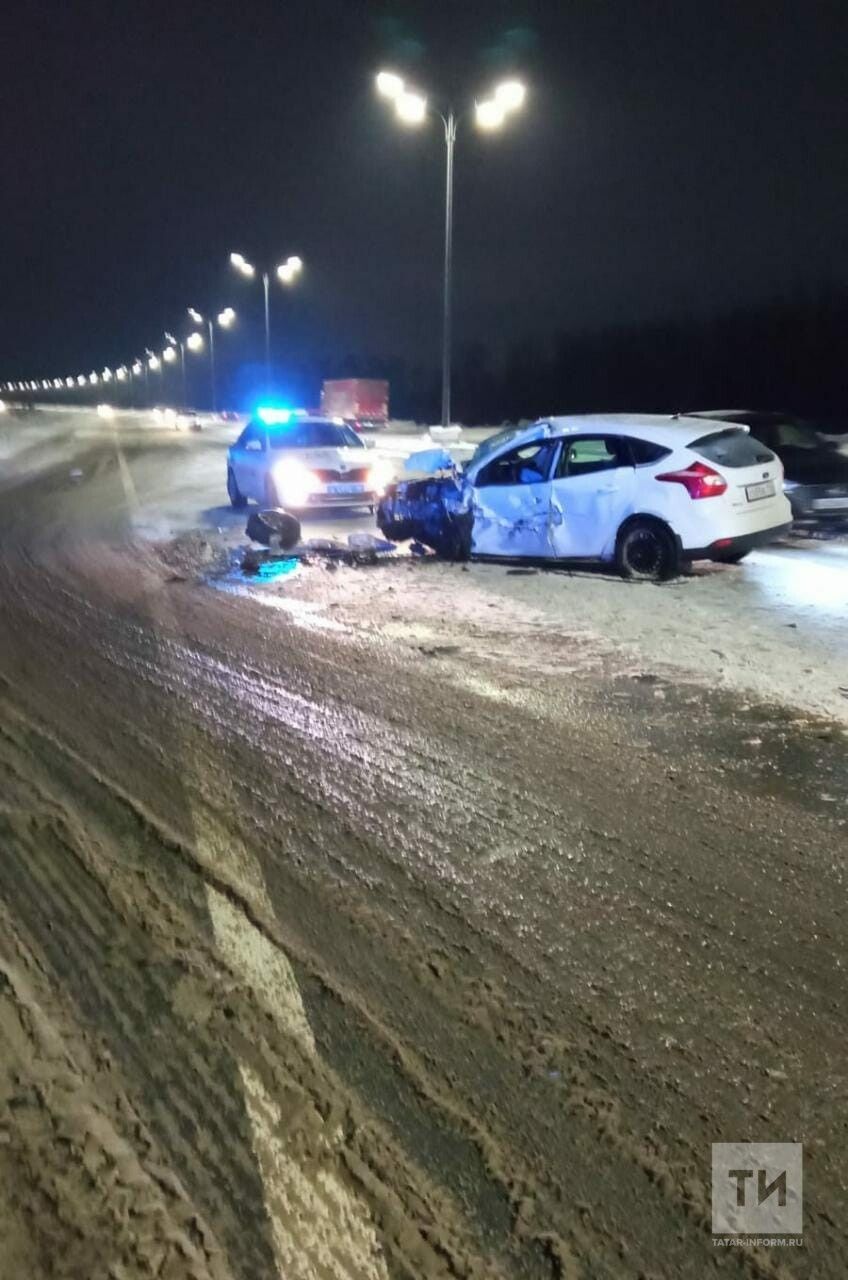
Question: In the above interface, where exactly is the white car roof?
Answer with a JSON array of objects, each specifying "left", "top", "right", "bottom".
[{"left": 541, "top": 413, "right": 744, "bottom": 447}]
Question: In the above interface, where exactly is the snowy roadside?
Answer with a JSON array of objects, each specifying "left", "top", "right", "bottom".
[{"left": 236, "top": 548, "right": 848, "bottom": 727}]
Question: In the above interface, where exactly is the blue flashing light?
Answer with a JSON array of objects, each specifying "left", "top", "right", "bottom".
[
  {"left": 255, "top": 405, "right": 310, "bottom": 426},
  {"left": 257, "top": 405, "right": 292, "bottom": 425}
]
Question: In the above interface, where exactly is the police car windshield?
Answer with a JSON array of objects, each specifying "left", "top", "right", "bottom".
[{"left": 267, "top": 421, "right": 363, "bottom": 449}]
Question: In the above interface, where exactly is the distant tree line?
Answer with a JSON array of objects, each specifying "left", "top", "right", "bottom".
[{"left": 293, "top": 288, "right": 848, "bottom": 426}]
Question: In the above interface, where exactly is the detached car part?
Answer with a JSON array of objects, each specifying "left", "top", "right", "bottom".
[{"left": 245, "top": 508, "right": 301, "bottom": 550}]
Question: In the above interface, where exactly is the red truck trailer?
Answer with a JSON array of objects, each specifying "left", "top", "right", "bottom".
[{"left": 320, "top": 379, "right": 389, "bottom": 430}]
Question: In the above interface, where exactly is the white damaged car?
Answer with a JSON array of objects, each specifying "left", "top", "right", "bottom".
[{"left": 377, "top": 414, "right": 792, "bottom": 579}]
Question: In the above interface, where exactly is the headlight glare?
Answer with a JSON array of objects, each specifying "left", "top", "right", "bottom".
[
  {"left": 272, "top": 460, "right": 320, "bottom": 507},
  {"left": 369, "top": 458, "right": 393, "bottom": 495}
]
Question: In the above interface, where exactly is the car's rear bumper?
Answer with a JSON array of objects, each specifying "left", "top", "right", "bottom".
[
  {"left": 786, "top": 484, "right": 848, "bottom": 523},
  {"left": 682, "top": 521, "right": 792, "bottom": 560}
]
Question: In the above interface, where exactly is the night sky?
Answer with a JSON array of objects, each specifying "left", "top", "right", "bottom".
[{"left": 2, "top": 0, "right": 847, "bottom": 394}]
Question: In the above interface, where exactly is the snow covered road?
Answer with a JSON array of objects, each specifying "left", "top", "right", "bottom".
[{"left": 1, "top": 407, "right": 847, "bottom": 1279}]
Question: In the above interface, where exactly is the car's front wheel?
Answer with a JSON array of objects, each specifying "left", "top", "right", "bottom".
[
  {"left": 227, "top": 467, "right": 247, "bottom": 509},
  {"left": 615, "top": 518, "right": 678, "bottom": 581}
]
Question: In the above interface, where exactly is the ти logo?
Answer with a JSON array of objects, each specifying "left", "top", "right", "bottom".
[{"left": 712, "top": 1143, "right": 802, "bottom": 1238}]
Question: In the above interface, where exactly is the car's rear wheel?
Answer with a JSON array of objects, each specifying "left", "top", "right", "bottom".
[
  {"left": 227, "top": 467, "right": 247, "bottom": 509},
  {"left": 615, "top": 518, "right": 678, "bottom": 581},
  {"left": 714, "top": 549, "right": 750, "bottom": 564}
]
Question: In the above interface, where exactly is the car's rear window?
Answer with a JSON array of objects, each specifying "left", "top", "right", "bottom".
[
  {"left": 688, "top": 428, "right": 775, "bottom": 468},
  {"left": 267, "top": 422, "right": 363, "bottom": 449}
]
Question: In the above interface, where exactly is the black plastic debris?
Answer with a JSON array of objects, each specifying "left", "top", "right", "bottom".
[
  {"left": 240, "top": 527, "right": 398, "bottom": 576},
  {"left": 245, "top": 508, "right": 301, "bottom": 550}
]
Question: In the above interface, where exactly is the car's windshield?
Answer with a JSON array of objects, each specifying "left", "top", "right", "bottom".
[
  {"left": 469, "top": 425, "right": 537, "bottom": 469},
  {"left": 266, "top": 421, "right": 364, "bottom": 449}
]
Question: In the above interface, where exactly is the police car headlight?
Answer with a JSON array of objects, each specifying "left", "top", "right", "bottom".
[{"left": 272, "top": 459, "right": 320, "bottom": 507}]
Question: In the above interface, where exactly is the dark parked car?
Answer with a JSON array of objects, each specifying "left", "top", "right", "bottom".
[{"left": 689, "top": 412, "right": 848, "bottom": 526}]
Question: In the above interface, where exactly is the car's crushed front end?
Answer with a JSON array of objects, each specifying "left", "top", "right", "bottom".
[{"left": 377, "top": 475, "right": 473, "bottom": 559}]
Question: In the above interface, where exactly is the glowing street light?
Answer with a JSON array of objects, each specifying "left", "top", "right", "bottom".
[
  {"left": 494, "top": 79, "right": 526, "bottom": 111},
  {"left": 475, "top": 99, "right": 506, "bottom": 130},
  {"left": 186, "top": 305, "right": 238, "bottom": 410},
  {"left": 276, "top": 255, "right": 303, "bottom": 285},
  {"left": 376, "top": 70, "right": 404, "bottom": 99},
  {"left": 116, "top": 366, "right": 128, "bottom": 382},
  {"left": 161, "top": 325, "right": 207, "bottom": 408},
  {"left": 375, "top": 70, "right": 527, "bottom": 425},
  {"left": 229, "top": 251, "right": 256, "bottom": 278},
  {"left": 229, "top": 251, "right": 303, "bottom": 388},
  {"left": 396, "top": 92, "right": 428, "bottom": 125},
  {"left": 148, "top": 353, "right": 161, "bottom": 371}
]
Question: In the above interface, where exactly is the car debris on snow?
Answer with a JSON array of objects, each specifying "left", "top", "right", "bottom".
[
  {"left": 245, "top": 508, "right": 301, "bottom": 550},
  {"left": 241, "top": 515, "right": 397, "bottom": 575}
]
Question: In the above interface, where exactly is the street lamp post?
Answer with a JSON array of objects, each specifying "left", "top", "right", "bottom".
[
  {"left": 184, "top": 330, "right": 204, "bottom": 407},
  {"left": 441, "top": 109, "right": 456, "bottom": 432},
  {"left": 146, "top": 350, "right": 161, "bottom": 408},
  {"left": 163, "top": 336, "right": 179, "bottom": 404},
  {"left": 229, "top": 252, "right": 303, "bottom": 390},
  {"left": 376, "top": 72, "right": 527, "bottom": 426},
  {"left": 188, "top": 307, "right": 236, "bottom": 412}
]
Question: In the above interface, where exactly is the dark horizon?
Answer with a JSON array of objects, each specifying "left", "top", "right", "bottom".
[{"left": 3, "top": 0, "right": 847, "bottom": 417}]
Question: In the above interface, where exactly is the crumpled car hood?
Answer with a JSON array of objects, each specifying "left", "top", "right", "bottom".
[{"left": 376, "top": 475, "right": 473, "bottom": 560}]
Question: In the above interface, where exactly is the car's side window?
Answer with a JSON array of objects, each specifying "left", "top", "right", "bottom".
[
  {"left": 242, "top": 426, "right": 265, "bottom": 452},
  {"left": 556, "top": 435, "right": 628, "bottom": 479},
  {"left": 476, "top": 441, "right": 558, "bottom": 488},
  {"left": 629, "top": 437, "right": 672, "bottom": 466}
]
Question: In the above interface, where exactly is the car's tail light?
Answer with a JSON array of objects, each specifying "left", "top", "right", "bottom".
[{"left": 656, "top": 461, "right": 727, "bottom": 499}]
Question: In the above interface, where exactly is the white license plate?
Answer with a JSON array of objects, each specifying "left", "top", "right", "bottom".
[
  {"left": 812, "top": 496, "right": 848, "bottom": 511},
  {"left": 745, "top": 480, "right": 775, "bottom": 502},
  {"left": 327, "top": 482, "right": 366, "bottom": 496}
]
